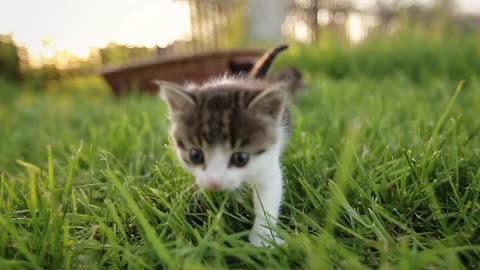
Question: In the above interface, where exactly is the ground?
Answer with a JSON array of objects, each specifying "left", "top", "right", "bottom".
[{"left": 0, "top": 75, "right": 479, "bottom": 269}]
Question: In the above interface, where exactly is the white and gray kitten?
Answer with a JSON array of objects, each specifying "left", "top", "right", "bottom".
[{"left": 155, "top": 45, "right": 302, "bottom": 247}]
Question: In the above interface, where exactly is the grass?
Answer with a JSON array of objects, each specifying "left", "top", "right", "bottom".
[
  {"left": 0, "top": 74, "right": 479, "bottom": 269},
  {"left": 274, "top": 32, "right": 480, "bottom": 83}
]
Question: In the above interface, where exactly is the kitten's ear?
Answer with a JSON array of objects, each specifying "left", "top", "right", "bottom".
[
  {"left": 153, "top": 80, "right": 195, "bottom": 111},
  {"left": 248, "top": 83, "right": 287, "bottom": 120}
]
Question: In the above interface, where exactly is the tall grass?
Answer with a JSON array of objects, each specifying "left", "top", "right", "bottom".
[{"left": 1, "top": 71, "right": 479, "bottom": 268}]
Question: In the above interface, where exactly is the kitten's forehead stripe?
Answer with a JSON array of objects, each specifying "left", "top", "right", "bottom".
[
  {"left": 240, "top": 137, "right": 251, "bottom": 148},
  {"left": 201, "top": 109, "right": 210, "bottom": 144},
  {"left": 177, "top": 140, "right": 185, "bottom": 149},
  {"left": 228, "top": 108, "right": 236, "bottom": 148}
]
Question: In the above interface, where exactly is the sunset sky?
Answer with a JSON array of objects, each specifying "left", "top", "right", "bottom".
[{"left": 0, "top": 0, "right": 479, "bottom": 64}]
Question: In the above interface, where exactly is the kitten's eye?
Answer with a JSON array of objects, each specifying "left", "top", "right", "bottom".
[
  {"left": 230, "top": 152, "right": 249, "bottom": 167},
  {"left": 189, "top": 149, "right": 204, "bottom": 164}
]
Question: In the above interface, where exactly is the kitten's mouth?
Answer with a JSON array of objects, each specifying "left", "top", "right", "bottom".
[
  {"left": 208, "top": 182, "right": 222, "bottom": 189},
  {"left": 198, "top": 181, "right": 240, "bottom": 191}
]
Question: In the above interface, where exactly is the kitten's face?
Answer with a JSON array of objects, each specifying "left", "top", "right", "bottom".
[{"left": 157, "top": 80, "right": 287, "bottom": 191}]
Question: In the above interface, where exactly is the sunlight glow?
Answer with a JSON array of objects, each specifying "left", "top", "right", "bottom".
[
  {"left": 0, "top": 0, "right": 190, "bottom": 67},
  {"left": 293, "top": 21, "right": 310, "bottom": 42},
  {"left": 111, "top": 1, "right": 191, "bottom": 48},
  {"left": 347, "top": 13, "right": 366, "bottom": 43}
]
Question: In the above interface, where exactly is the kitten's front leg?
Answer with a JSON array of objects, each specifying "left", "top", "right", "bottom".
[{"left": 249, "top": 164, "right": 284, "bottom": 247}]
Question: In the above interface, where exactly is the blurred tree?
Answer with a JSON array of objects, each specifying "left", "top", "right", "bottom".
[
  {"left": 99, "top": 42, "right": 157, "bottom": 65},
  {"left": 180, "top": 0, "right": 243, "bottom": 51},
  {"left": 284, "top": 0, "right": 356, "bottom": 44},
  {"left": 371, "top": 0, "right": 460, "bottom": 37},
  {"left": 0, "top": 34, "right": 21, "bottom": 82}
]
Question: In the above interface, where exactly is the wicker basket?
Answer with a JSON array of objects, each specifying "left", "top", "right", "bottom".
[{"left": 99, "top": 48, "right": 266, "bottom": 95}]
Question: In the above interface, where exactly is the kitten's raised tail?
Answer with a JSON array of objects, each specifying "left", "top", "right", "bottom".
[{"left": 248, "top": 44, "right": 289, "bottom": 79}]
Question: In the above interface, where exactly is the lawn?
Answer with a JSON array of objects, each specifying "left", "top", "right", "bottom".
[{"left": 0, "top": 74, "right": 479, "bottom": 269}]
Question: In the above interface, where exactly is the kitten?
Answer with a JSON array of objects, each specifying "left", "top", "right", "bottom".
[
  {"left": 155, "top": 45, "right": 299, "bottom": 247},
  {"left": 268, "top": 66, "right": 306, "bottom": 96},
  {"left": 247, "top": 44, "right": 289, "bottom": 79},
  {"left": 249, "top": 44, "right": 305, "bottom": 96}
]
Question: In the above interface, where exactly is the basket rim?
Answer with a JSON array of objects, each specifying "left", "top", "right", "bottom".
[{"left": 98, "top": 48, "right": 266, "bottom": 75}]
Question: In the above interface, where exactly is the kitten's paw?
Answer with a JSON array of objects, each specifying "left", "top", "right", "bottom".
[{"left": 249, "top": 232, "right": 285, "bottom": 247}]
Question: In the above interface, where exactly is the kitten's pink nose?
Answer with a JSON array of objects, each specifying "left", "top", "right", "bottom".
[{"left": 208, "top": 180, "right": 222, "bottom": 189}]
